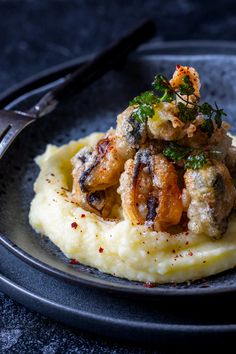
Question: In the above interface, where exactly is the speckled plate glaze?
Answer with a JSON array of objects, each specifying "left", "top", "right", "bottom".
[{"left": 1, "top": 41, "right": 236, "bottom": 297}]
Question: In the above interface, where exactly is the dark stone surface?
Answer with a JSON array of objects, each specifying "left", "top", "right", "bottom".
[{"left": 1, "top": 0, "right": 236, "bottom": 352}]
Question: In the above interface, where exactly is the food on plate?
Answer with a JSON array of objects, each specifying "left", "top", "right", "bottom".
[{"left": 29, "top": 65, "right": 236, "bottom": 284}]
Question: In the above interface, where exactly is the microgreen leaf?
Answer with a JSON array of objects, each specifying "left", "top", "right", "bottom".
[
  {"left": 129, "top": 68, "right": 227, "bottom": 136},
  {"left": 185, "top": 152, "right": 207, "bottom": 170},
  {"left": 132, "top": 103, "right": 154, "bottom": 123},
  {"left": 130, "top": 91, "right": 159, "bottom": 106},
  {"left": 177, "top": 102, "right": 198, "bottom": 123},
  {"left": 179, "top": 75, "right": 195, "bottom": 96},
  {"left": 163, "top": 142, "right": 192, "bottom": 162},
  {"left": 200, "top": 118, "right": 214, "bottom": 137},
  {"left": 213, "top": 103, "right": 226, "bottom": 128},
  {"left": 199, "top": 102, "right": 213, "bottom": 116},
  {"left": 152, "top": 74, "right": 174, "bottom": 102}
]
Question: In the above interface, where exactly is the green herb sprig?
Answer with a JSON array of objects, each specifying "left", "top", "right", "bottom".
[
  {"left": 185, "top": 152, "right": 207, "bottom": 170},
  {"left": 163, "top": 142, "right": 192, "bottom": 162},
  {"left": 130, "top": 71, "right": 226, "bottom": 137},
  {"left": 163, "top": 142, "right": 207, "bottom": 170}
]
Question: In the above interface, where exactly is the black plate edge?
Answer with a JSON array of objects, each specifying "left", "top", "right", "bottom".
[
  {"left": 1, "top": 40, "right": 236, "bottom": 297},
  {"left": 1, "top": 273, "right": 236, "bottom": 337}
]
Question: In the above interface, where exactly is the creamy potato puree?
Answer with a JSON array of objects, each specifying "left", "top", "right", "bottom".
[{"left": 29, "top": 133, "right": 236, "bottom": 283}]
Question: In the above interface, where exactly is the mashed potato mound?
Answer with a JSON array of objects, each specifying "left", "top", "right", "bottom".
[{"left": 29, "top": 133, "right": 236, "bottom": 283}]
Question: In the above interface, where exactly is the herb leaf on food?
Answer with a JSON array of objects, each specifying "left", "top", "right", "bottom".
[
  {"left": 177, "top": 102, "right": 198, "bottom": 123},
  {"left": 132, "top": 103, "right": 155, "bottom": 123},
  {"left": 152, "top": 74, "right": 174, "bottom": 102},
  {"left": 179, "top": 75, "right": 195, "bottom": 96},
  {"left": 184, "top": 152, "right": 207, "bottom": 170},
  {"left": 129, "top": 68, "right": 227, "bottom": 138},
  {"left": 130, "top": 91, "right": 159, "bottom": 106},
  {"left": 163, "top": 142, "right": 192, "bottom": 162},
  {"left": 200, "top": 118, "right": 214, "bottom": 137}
]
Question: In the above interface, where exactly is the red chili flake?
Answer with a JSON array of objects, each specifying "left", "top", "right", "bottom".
[
  {"left": 176, "top": 64, "right": 180, "bottom": 69},
  {"left": 81, "top": 214, "right": 86, "bottom": 218},
  {"left": 70, "top": 259, "right": 80, "bottom": 265},
  {"left": 71, "top": 222, "right": 78, "bottom": 229},
  {"left": 143, "top": 281, "right": 156, "bottom": 288},
  {"left": 99, "top": 247, "right": 104, "bottom": 253},
  {"left": 188, "top": 251, "right": 193, "bottom": 256}
]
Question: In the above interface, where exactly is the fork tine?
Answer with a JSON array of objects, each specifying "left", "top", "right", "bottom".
[
  {"left": 0, "top": 127, "right": 19, "bottom": 159},
  {"left": 0, "top": 111, "right": 34, "bottom": 159},
  {"left": 0, "top": 120, "right": 11, "bottom": 139}
]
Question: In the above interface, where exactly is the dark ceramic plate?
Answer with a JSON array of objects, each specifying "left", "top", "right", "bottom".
[
  {"left": 1, "top": 41, "right": 236, "bottom": 297},
  {"left": 1, "top": 244, "right": 236, "bottom": 345}
]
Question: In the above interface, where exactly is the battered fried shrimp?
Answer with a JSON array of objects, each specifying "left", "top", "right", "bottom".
[
  {"left": 179, "top": 121, "right": 231, "bottom": 151},
  {"left": 116, "top": 106, "right": 147, "bottom": 149},
  {"left": 118, "top": 149, "right": 183, "bottom": 231},
  {"left": 71, "top": 146, "right": 116, "bottom": 217},
  {"left": 147, "top": 102, "right": 186, "bottom": 141},
  {"left": 71, "top": 107, "right": 148, "bottom": 216},
  {"left": 146, "top": 66, "right": 200, "bottom": 142},
  {"left": 170, "top": 65, "right": 200, "bottom": 101},
  {"left": 184, "top": 160, "right": 236, "bottom": 239},
  {"left": 73, "top": 131, "right": 134, "bottom": 193}
]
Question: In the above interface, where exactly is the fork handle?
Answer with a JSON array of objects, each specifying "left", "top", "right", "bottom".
[{"left": 28, "top": 19, "right": 156, "bottom": 118}]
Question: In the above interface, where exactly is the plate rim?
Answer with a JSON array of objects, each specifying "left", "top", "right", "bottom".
[
  {"left": 1, "top": 272, "right": 236, "bottom": 335},
  {"left": 1, "top": 40, "right": 236, "bottom": 297}
]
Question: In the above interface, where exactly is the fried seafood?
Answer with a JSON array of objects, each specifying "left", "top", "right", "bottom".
[
  {"left": 184, "top": 160, "right": 236, "bottom": 238},
  {"left": 118, "top": 149, "right": 183, "bottom": 231},
  {"left": 146, "top": 102, "right": 186, "bottom": 141},
  {"left": 71, "top": 107, "right": 150, "bottom": 216},
  {"left": 71, "top": 130, "right": 133, "bottom": 196},
  {"left": 71, "top": 145, "right": 116, "bottom": 217},
  {"left": 71, "top": 65, "right": 236, "bottom": 237},
  {"left": 170, "top": 65, "right": 200, "bottom": 101},
  {"left": 116, "top": 106, "right": 147, "bottom": 149},
  {"left": 30, "top": 63, "right": 236, "bottom": 286},
  {"left": 146, "top": 66, "right": 201, "bottom": 142}
]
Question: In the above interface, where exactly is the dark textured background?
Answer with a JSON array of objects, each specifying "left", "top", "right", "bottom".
[{"left": 1, "top": 0, "right": 236, "bottom": 353}]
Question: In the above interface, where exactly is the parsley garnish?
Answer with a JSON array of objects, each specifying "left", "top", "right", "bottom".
[
  {"left": 129, "top": 71, "right": 227, "bottom": 136},
  {"left": 132, "top": 104, "right": 155, "bottom": 123},
  {"left": 177, "top": 102, "right": 198, "bottom": 123},
  {"left": 185, "top": 152, "right": 207, "bottom": 170},
  {"left": 163, "top": 142, "right": 207, "bottom": 169},
  {"left": 129, "top": 91, "right": 159, "bottom": 122},
  {"left": 130, "top": 91, "right": 159, "bottom": 106},
  {"left": 163, "top": 142, "right": 192, "bottom": 162},
  {"left": 179, "top": 75, "right": 195, "bottom": 96},
  {"left": 200, "top": 118, "right": 214, "bottom": 137},
  {"left": 152, "top": 74, "right": 174, "bottom": 102}
]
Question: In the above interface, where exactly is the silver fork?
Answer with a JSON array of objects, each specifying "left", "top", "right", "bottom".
[
  {"left": 0, "top": 20, "right": 155, "bottom": 159},
  {"left": 0, "top": 111, "right": 34, "bottom": 159}
]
